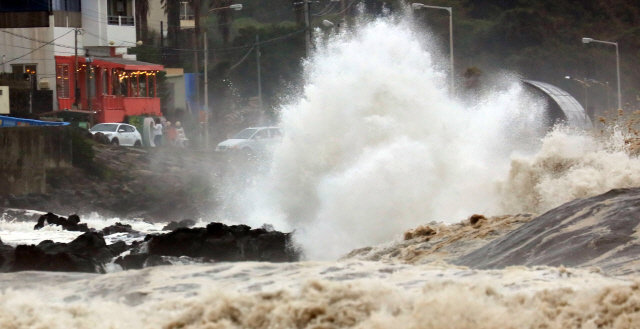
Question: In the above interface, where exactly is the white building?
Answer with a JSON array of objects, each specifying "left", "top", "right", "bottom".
[
  {"left": 148, "top": 0, "right": 195, "bottom": 35},
  {"left": 0, "top": 0, "right": 139, "bottom": 113}
]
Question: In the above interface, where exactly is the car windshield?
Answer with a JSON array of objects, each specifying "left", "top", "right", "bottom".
[
  {"left": 90, "top": 124, "right": 119, "bottom": 132},
  {"left": 232, "top": 128, "right": 257, "bottom": 139}
]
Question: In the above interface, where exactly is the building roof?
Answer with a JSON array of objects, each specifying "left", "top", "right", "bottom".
[
  {"left": 92, "top": 57, "right": 164, "bottom": 71},
  {"left": 522, "top": 80, "right": 593, "bottom": 129},
  {"left": 55, "top": 56, "right": 164, "bottom": 71}
]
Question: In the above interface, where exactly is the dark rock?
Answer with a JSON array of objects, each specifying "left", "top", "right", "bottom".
[
  {"left": 454, "top": 188, "right": 640, "bottom": 275},
  {"left": 67, "top": 214, "right": 81, "bottom": 225},
  {"left": 107, "top": 241, "right": 130, "bottom": 256},
  {"left": 0, "top": 239, "right": 15, "bottom": 271},
  {"left": 12, "top": 244, "right": 101, "bottom": 273},
  {"left": 162, "top": 219, "right": 196, "bottom": 231},
  {"left": 67, "top": 232, "right": 113, "bottom": 264},
  {"left": 148, "top": 228, "right": 208, "bottom": 258},
  {"left": 10, "top": 232, "right": 114, "bottom": 273},
  {"left": 33, "top": 212, "right": 89, "bottom": 232},
  {"left": 102, "top": 222, "right": 138, "bottom": 236},
  {"left": 115, "top": 254, "right": 149, "bottom": 270},
  {"left": 147, "top": 222, "right": 299, "bottom": 262}
]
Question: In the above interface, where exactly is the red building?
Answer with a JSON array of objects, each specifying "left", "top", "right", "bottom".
[{"left": 55, "top": 55, "right": 164, "bottom": 123}]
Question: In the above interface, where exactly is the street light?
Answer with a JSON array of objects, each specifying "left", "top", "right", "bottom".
[
  {"left": 207, "top": 4, "right": 242, "bottom": 13},
  {"left": 582, "top": 37, "right": 621, "bottom": 110},
  {"left": 411, "top": 3, "right": 454, "bottom": 97},
  {"left": 565, "top": 76, "right": 590, "bottom": 120}
]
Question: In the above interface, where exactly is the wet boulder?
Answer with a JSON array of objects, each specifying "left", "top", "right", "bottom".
[
  {"left": 33, "top": 213, "right": 89, "bottom": 232},
  {"left": 11, "top": 232, "right": 115, "bottom": 273},
  {"left": 455, "top": 188, "right": 640, "bottom": 275},
  {"left": 102, "top": 222, "right": 138, "bottom": 236},
  {"left": 12, "top": 244, "right": 101, "bottom": 273},
  {"left": 0, "top": 239, "right": 15, "bottom": 271},
  {"left": 107, "top": 240, "right": 130, "bottom": 256},
  {"left": 162, "top": 219, "right": 196, "bottom": 231},
  {"left": 147, "top": 222, "right": 299, "bottom": 262}
]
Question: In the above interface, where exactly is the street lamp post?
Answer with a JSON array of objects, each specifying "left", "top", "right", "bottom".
[
  {"left": 411, "top": 3, "right": 454, "bottom": 97},
  {"left": 565, "top": 76, "right": 590, "bottom": 120},
  {"left": 582, "top": 37, "right": 621, "bottom": 110},
  {"left": 202, "top": 4, "right": 242, "bottom": 148}
]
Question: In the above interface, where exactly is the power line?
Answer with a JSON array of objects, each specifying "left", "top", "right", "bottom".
[
  {"left": 156, "top": 28, "right": 305, "bottom": 53},
  {"left": 1, "top": 30, "right": 76, "bottom": 50},
  {"left": 0, "top": 42, "right": 78, "bottom": 55},
  {"left": 312, "top": 1, "right": 338, "bottom": 16},
  {"left": 334, "top": 0, "right": 359, "bottom": 15},
  {"left": 228, "top": 43, "right": 256, "bottom": 70},
  {"left": 3, "top": 30, "right": 74, "bottom": 64}
]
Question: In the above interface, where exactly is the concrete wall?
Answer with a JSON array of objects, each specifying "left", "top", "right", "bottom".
[
  {"left": 0, "top": 87, "right": 8, "bottom": 114},
  {"left": 0, "top": 126, "right": 73, "bottom": 196}
]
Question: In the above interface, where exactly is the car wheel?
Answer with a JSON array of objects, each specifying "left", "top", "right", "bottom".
[
  {"left": 111, "top": 138, "right": 119, "bottom": 146},
  {"left": 134, "top": 140, "right": 142, "bottom": 147}
]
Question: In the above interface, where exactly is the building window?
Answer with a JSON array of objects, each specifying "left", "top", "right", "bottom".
[
  {"left": 180, "top": 2, "right": 194, "bottom": 20},
  {"left": 11, "top": 64, "right": 37, "bottom": 75},
  {"left": 56, "top": 64, "right": 70, "bottom": 99}
]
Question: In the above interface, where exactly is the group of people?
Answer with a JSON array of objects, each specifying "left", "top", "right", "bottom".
[{"left": 151, "top": 118, "right": 188, "bottom": 147}]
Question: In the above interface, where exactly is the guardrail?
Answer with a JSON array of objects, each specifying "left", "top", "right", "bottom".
[
  {"left": 107, "top": 16, "right": 135, "bottom": 26},
  {"left": 0, "top": 115, "right": 69, "bottom": 127}
]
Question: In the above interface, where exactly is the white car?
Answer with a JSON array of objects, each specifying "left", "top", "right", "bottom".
[
  {"left": 89, "top": 123, "right": 143, "bottom": 146},
  {"left": 215, "top": 127, "right": 282, "bottom": 154}
]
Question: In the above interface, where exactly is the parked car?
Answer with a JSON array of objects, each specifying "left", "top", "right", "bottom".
[
  {"left": 89, "top": 123, "right": 143, "bottom": 146},
  {"left": 215, "top": 127, "right": 283, "bottom": 154}
]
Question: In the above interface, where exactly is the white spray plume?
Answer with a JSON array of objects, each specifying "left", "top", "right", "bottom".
[{"left": 224, "top": 15, "right": 547, "bottom": 260}]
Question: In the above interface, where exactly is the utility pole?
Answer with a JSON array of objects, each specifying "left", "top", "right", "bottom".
[
  {"left": 341, "top": 0, "right": 345, "bottom": 20},
  {"left": 304, "top": 0, "right": 311, "bottom": 56},
  {"left": 74, "top": 28, "right": 81, "bottom": 109},
  {"left": 160, "top": 21, "right": 164, "bottom": 48},
  {"left": 256, "top": 35, "right": 263, "bottom": 124},
  {"left": 203, "top": 31, "right": 209, "bottom": 148},
  {"left": 193, "top": 29, "right": 200, "bottom": 118}
]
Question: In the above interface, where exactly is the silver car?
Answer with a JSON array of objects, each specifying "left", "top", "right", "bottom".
[
  {"left": 89, "top": 123, "right": 143, "bottom": 146},
  {"left": 215, "top": 127, "right": 282, "bottom": 154}
]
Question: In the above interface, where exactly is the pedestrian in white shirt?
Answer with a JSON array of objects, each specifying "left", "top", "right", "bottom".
[{"left": 153, "top": 118, "right": 164, "bottom": 147}]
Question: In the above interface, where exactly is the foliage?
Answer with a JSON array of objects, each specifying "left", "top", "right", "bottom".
[
  {"left": 127, "top": 115, "right": 146, "bottom": 135},
  {"left": 70, "top": 128, "right": 106, "bottom": 178}
]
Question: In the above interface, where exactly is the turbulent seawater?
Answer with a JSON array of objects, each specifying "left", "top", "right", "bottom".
[{"left": 3, "top": 12, "right": 640, "bottom": 328}]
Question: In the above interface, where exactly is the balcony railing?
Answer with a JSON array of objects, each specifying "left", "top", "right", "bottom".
[
  {"left": 179, "top": 14, "right": 194, "bottom": 20},
  {"left": 108, "top": 16, "right": 135, "bottom": 26}
]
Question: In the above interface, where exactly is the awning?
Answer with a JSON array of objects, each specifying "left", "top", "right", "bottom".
[
  {"left": 37, "top": 109, "right": 94, "bottom": 116},
  {"left": 92, "top": 57, "right": 164, "bottom": 71},
  {"left": 55, "top": 56, "right": 164, "bottom": 71}
]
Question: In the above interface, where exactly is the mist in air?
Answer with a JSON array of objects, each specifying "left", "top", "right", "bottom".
[{"left": 218, "top": 12, "right": 549, "bottom": 260}]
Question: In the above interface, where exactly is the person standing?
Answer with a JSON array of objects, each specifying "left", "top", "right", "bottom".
[{"left": 153, "top": 117, "right": 164, "bottom": 147}]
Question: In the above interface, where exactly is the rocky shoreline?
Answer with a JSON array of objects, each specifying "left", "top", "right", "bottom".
[{"left": 0, "top": 211, "right": 300, "bottom": 274}]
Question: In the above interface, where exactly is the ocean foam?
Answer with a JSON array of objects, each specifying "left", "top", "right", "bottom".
[{"left": 0, "top": 262, "right": 635, "bottom": 328}]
